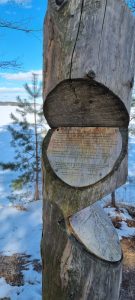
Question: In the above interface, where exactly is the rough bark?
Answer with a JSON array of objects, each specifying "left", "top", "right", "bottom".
[
  {"left": 42, "top": 132, "right": 123, "bottom": 299},
  {"left": 41, "top": 198, "right": 122, "bottom": 300},
  {"left": 33, "top": 75, "right": 40, "bottom": 201},
  {"left": 111, "top": 191, "right": 116, "bottom": 207},
  {"left": 42, "top": 1, "right": 135, "bottom": 299},
  {"left": 43, "top": 0, "right": 135, "bottom": 127}
]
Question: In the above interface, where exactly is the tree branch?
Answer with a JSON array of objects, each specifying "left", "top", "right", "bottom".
[
  {"left": 0, "top": 60, "right": 21, "bottom": 70},
  {"left": 0, "top": 20, "right": 41, "bottom": 33}
]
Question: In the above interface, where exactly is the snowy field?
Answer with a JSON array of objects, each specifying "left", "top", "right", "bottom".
[
  {"left": 0, "top": 105, "right": 135, "bottom": 299},
  {"left": 0, "top": 105, "right": 42, "bottom": 299},
  {"left": 0, "top": 201, "right": 42, "bottom": 300}
]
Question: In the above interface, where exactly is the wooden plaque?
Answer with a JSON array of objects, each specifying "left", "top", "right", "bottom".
[
  {"left": 47, "top": 127, "right": 122, "bottom": 187},
  {"left": 69, "top": 202, "right": 122, "bottom": 262}
]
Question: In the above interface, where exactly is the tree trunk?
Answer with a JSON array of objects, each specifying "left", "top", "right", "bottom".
[
  {"left": 42, "top": 132, "right": 122, "bottom": 299},
  {"left": 111, "top": 191, "right": 116, "bottom": 207},
  {"left": 33, "top": 74, "right": 40, "bottom": 201},
  {"left": 42, "top": 0, "right": 135, "bottom": 299},
  {"left": 43, "top": 0, "right": 135, "bottom": 128},
  {"left": 41, "top": 149, "right": 122, "bottom": 300},
  {"left": 34, "top": 183, "right": 39, "bottom": 201},
  {"left": 42, "top": 201, "right": 122, "bottom": 300}
]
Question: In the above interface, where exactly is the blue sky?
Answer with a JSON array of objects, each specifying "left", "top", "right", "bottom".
[
  {"left": 0, "top": 0, "right": 47, "bottom": 102},
  {"left": 0, "top": 0, "right": 134, "bottom": 102}
]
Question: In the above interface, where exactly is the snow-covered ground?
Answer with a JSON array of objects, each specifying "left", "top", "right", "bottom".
[
  {"left": 0, "top": 104, "right": 135, "bottom": 299},
  {"left": 0, "top": 105, "right": 37, "bottom": 127},
  {"left": 0, "top": 105, "right": 43, "bottom": 299},
  {"left": 0, "top": 200, "right": 42, "bottom": 300},
  {"left": 104, "top": 205, "right": 135, "bottom": 240}
]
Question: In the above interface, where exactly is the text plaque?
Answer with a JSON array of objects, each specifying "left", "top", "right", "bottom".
[{"left": 47, "top": 127, "right": 122, "bottom": 187}]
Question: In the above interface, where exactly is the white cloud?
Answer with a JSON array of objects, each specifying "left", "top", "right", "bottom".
[
  {"left": 0, "top": 85, "right": 43, "bottom": 102},
  {"left": 0, "top": 0, "right": 31, "bottom": 7},
  {"left": 0, "top": 70, "right": 43, "bottom": 102},
  {"left": 0, "top": 87, "right": 24, "bottom": 92},
  {"left": 0, "top": 70, "right": 42, "bottom": 81},
  {"left": 0, "top": 87, "right": 27, "bottom": 102}
]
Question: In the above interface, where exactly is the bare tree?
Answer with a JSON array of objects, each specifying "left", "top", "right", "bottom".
[
  {"left": 0, "top": 74, "right": 43, "bottom": 202},
  {"left": 111, "top": 191, "right": 116, "bottom": 207},
  {"left": 0, "top": 60, "right": 21, "bottom": 70},
  {"left": 0, "top": 20, "right": 41, "bottom": 69},
  {"left": 0, "top": 19, "right": 40, "bottom": 33}
]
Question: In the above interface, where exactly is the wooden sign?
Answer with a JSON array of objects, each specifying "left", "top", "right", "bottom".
[
  {"left": 69, "top": 202, "right": 122, "bottom": 262},
  {"left": 44, "top": 79, "right": 129, "bottom": 128},
  {"left": 43, "top": 0, "right": 135, "bottom": 127},
  {"left": 47, "top": 127, "right": 123, "bottom": 187}
]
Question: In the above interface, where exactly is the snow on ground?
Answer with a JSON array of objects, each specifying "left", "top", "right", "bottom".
[
  {"left": 0, "top": 105, "right": 43, "bottom": 299},
  {"left": 0, "top": 106, "right": 17, "bottom": 127},
  {"left": 0, "top": 105, "right": 37, "bottom": 127},
  {"left": 104, "top": 206, "right": 135, "bottom": 240},
  {"left": 0, "top": 276, "right": 41, "bottom": 300},
  {"left": 0, "top": 200, "right": 42, "bottom": 300},
  {"left": 0, "top": 200, "right": 42, "bottom": 258}
]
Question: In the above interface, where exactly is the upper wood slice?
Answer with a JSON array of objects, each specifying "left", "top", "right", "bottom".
[
  {"left": 43, "top": 0, "right": 135, "bottom": 127},
  {"left": 44, "top": 79, "right": 129, "bottom": 128}
]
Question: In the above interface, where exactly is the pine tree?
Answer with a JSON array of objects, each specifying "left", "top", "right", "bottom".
[
  {"left": 111, "top": 191, "right": 116, "bottom": 207},
  {"left": 0, "top": 73, "right": 45, "bottom": 201}
]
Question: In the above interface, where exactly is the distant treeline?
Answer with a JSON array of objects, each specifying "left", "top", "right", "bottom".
[
  {"left": 0, "top": 101, "right": 41, "bottom": 107},
  {"left": 0, "top": 101, "right": 18, "bottom": 106}
]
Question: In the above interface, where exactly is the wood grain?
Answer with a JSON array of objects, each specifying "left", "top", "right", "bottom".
[
  {"left": 69, "top": 202, "right": 122, "bottom": 262},
  {"left": 44, "top": 79, "right": 129, "bottom": 128},
  {"left": 47, "top": 127, "right": 122, "bottom": 187}
]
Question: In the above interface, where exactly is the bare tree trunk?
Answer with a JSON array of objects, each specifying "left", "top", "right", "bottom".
[
  {"left": 43, "top": 0, "right": 135, "bottom": 128},
  {"left": 33, "top": 74, "right": 39, "bottom": 201},
  {"left": 41, "top": 142, "right": 122, "bottom": 300},
  {"left": 41, "top": 133, "right": 122, "bottom": 300},
  {"left": 111, "top": 191, "right": 116, "bottom": 207},
  {"left": 42, "top": 0, "right": 135, "bottom": 298}
]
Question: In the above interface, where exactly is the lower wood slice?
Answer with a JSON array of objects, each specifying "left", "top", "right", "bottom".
[
  {"left": 42, "top": 199, "right": 122, "bottom": 300},
  {"left": 69, "top": 202, "right": 122, "bottom": 262}
]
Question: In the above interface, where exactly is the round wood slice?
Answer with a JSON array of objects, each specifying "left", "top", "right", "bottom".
[
  {"left": 44, "top": 79, "right": 129, "bottom": 128},
  {"left": 47, "top": 127, "right": 122, "bottom": 188},
  {"left": 69, "top": 202, "right": 122, "bottom": 262}
]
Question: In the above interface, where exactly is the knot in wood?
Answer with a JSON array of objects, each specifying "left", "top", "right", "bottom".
[
  {"left": 55, "top": 0, "right": 64, "bottom": 6},
  {"left": 87, "top": 70, "right": 96, "bottom": 80}
]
